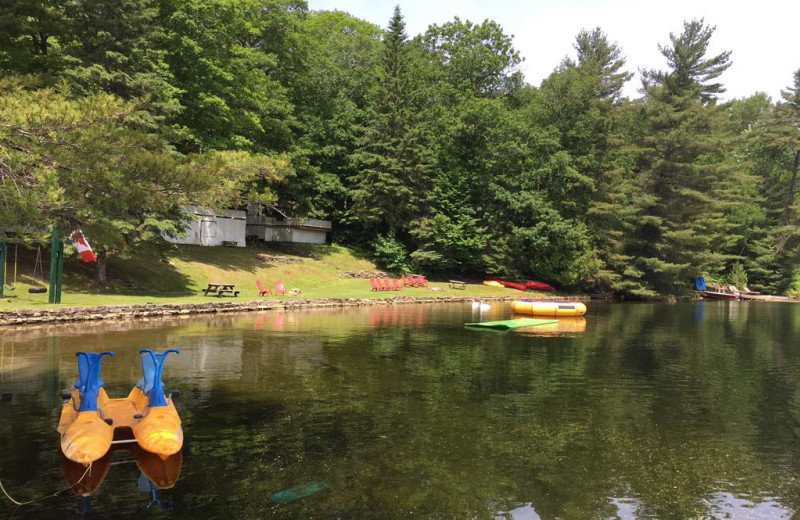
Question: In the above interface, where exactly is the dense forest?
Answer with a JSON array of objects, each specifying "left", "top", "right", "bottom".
[{"left": 0, "top": 1, "right": 798, "bottom": 297}]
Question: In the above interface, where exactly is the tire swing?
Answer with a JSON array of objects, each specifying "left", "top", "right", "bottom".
[{"left": 28, "top": 246, "right": 47, "bottom": 294}]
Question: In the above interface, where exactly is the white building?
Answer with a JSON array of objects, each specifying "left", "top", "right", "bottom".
[
  {"left": 245, "top": 203, "right": 331, "bottom": 245},
  {"left": 166, "top": 205, "right": 247, "bottom": 247}
]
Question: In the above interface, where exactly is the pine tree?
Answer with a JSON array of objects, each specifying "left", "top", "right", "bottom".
[
  {"left": 563, "top": 27, "right": 632, "bottom": 102},
  {"left": 0, "top": 84, "right": 284, "bottom": 284},
  {"left": 348, "top": 6, "right": 434, "bottom": 250},
  {"left": 0, "top": 0, "right": 69, "bottom": 76},
  {"left": 642, "top": 18, "right": 732, "bottom": 105},
  {"left": 537, "top": 29, "right": 635, "bottom": 292},
  {"left": 622, "top": 19, "right": 749, "bottom": 295},
  {"left": 61, "top": 0, "right": 181, "bottom": 128},
  {"left": 744, "top": 69, "right": 800, "bottom": 292}
]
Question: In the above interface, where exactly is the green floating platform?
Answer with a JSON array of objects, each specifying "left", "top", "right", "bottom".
[{"left": 465, "top": 318, "right": 559, "bottom": 330}]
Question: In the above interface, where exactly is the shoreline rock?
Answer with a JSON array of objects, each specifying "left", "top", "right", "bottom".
[{"left": 0, "top": 295, "right": 590, "bottom": 328}]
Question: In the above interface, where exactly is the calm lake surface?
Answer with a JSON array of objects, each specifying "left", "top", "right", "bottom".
[{"left": 2, "top": 301, "right": 800, "bottom": 519}]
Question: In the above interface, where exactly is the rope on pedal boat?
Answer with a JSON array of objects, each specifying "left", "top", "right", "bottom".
[{"left": 0, "top": 462, "right": 93, "bottom": 506}]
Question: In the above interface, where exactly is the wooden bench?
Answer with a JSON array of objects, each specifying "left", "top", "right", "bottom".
[
  {"left": 449, "top": 280, "right": 466, "bottom": 290},
  {"left": 203, "top": 283, "right": 239, "bottom": 297}
]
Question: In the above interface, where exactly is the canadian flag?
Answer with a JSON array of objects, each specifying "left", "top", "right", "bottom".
[{"left": 71, "top": 231, "right": 97, "bottom": 263}]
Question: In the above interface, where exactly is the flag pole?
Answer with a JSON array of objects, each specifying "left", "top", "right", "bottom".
[
  {"left": 0, "top": 239, "right": 6, "bottom": 299},
  {"left": 48, "top": 228, "right": 64, "bottom": 304}
]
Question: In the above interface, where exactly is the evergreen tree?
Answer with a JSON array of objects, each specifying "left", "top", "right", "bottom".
[
  {"left": 622, "top": 19, "right": 749, "bottom": 295},
  {"left": 537, "top": 29, "right": 635, "bottom": 292},
  {"left": 562, "top": 27, "right": 632, "bottom": 102},
  {"left": 411, "top": 17, "right": 530, "bottom": 276},
  {"left": 744, "top": 70, "right": 800, "bottom": 292},
  {"left": 348, "top": 6, "right": 435, "bottom": 257},
  {"left": 776, "top": 70, "right": 800, "bottom": 232},
  {"left": 0, "top": 0, "right": 69, "bottom": 76},
  {"left": 642, "top": 18, "right": 732, "bottom": 105},
  {"left": 61, "top": 0, "right": 181, "bottom": 128},
  {"left": 0, "top": 84, "right": 283, "bottom": 284}
]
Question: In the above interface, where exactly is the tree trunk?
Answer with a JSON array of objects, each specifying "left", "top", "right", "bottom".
[
  {"left": 777, "top": 149, "right": 800, "bottom": 253},
  {"left": 95, "top": 251, "right": 108, "bottom": 286},
  {"left": 785, "top": 149, "right": 800, "bottom": 225}
]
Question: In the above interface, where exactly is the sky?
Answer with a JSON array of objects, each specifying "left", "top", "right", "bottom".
[{"left": 306, "top": 0, "right": 800, "bottom": 101}]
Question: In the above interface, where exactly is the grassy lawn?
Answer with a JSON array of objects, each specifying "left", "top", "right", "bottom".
[{"left": 0, "top": 243, "right": 530, "bottom": 310}]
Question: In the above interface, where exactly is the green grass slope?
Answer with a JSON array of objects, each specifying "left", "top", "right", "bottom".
[{"left": 0, "top": 243, "right": 526, "bottom": 310}]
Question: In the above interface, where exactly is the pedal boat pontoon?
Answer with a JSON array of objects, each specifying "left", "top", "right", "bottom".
[{"left": 57, "top": 349, "right": 183, "bottom": 465}]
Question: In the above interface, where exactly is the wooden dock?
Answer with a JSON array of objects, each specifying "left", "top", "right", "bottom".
[{"left": 739, "top": 293, "right": 792, "bottom": 302}]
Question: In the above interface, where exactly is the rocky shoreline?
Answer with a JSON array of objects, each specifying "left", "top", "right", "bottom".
[{"left": 0, "top": 295, "right": 590, "bottom": 327}]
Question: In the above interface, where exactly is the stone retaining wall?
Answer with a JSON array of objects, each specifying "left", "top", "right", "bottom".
[
  {"left": 0, "top": 295, "right": 589, "bottom": 327},
  {"left": 338, "top": 270, "right": 388, "bottom": 279}
]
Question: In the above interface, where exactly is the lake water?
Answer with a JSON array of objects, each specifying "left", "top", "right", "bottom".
[{"left": 1, "top": 301, "right": 800, "bottom": 519}]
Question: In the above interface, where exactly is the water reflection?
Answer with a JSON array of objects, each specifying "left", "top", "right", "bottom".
[
  {"left": 2, "top": 302, "right": 800, "bottom": 517},
  {"left": 59, "top": 445, "right": 182, "bottom": 512},
  {"left": 494, "top": 502, "right": 541, "bottom": 519},
  {"left": 512, "top": 316, "right": 586, "bottom": 337}
]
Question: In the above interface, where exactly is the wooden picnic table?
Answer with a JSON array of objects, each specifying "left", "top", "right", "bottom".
[
  {"left": 449, "top": 280, "right": 466, "bottom": 290},
  {"left": 203, "top": 283, "right": 239, "bottom": 297}
]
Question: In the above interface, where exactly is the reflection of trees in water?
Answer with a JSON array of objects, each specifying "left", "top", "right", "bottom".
[
  {"left": 266, "top": 302, "right": 800, "bottom": 518},
  {"left": 3, "top": 303, "right": 800, "bottom": 517},
  {"left": 493, "top": 302, "right": 800, "bottom": 518}
]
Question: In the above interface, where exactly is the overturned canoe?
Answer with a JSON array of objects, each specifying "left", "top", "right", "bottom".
[
  {"left": 511, "top": 300, "right": 587, "bottom": 317},
  {"left": 465, "top": 318, "right": 559, "bottom": 330}
]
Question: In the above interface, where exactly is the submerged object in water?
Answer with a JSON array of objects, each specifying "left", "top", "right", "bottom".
[
  {"left": 511, "top": 300, "right": 587, "bottom": 317},
  {"left": 269, "top": 481, "right": 329, "bottom": 504},
  {"left": 58, "top": 349, "right": 183, "bottom": 465},
  {"left": 465, "top": 318, "right": 559, "bottom": 330}
]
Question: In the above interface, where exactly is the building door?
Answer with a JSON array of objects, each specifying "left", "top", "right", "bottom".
[{"left": 200, "top": 219, "right": 217, "bottom": 245}]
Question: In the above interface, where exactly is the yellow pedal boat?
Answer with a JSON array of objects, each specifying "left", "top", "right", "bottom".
[{"left": 58, "top": 349, "right": 183, "bottom": 465}]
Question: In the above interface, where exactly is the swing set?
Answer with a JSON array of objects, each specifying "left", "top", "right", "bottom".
[{"left": 0, "top": 229, "right": 64, "bottom": 304}]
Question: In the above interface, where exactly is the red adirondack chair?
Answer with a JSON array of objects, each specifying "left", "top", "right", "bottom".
[
  {"left": 392, "top": 278, "right": 403, "bottom": 290},
  {"left": 256, "top": 279, "right": 271, "bottom": 296},
  {"left": 370, "top": 278, "right": 380, "bottom": 291},
  {"left": 415, "top": 274, "right": 428, "bottom": 287},
  {"left": 275, "top": 280, "right": 287, "bottom": 295},
  {"left": 380, "top": 278, "right": 393, "bottom": 291},
  {"left": 402, "top": 274, "right": 416, "bottom": 287}
]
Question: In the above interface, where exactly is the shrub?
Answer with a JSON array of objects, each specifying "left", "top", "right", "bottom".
[{"left": 371, "top": 233, "right": 412, "bottom": 273}]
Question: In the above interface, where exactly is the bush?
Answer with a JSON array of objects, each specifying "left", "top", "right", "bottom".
[
  {"left": 726, "top": 263, "right": 749, "bottom": 289},
  {"left": 371, "top": 233, "right": 412, "bottom": 273}
]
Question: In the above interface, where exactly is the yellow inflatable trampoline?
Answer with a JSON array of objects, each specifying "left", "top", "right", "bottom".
[{"left": 511, "top": 300, "right": 587, "bottom": 317}]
